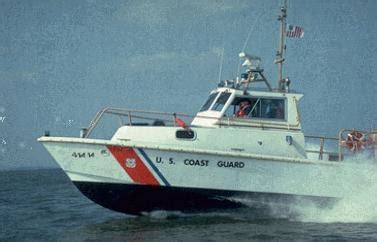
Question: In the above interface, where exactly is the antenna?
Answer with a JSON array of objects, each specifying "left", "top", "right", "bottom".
[
  {"left": 236, "top": 11, "right": 264, "bottom": 80},
  {"left": 217, "top": 47, "right": 225, "bottom": 83},
  {"left": 275, "top": 0, "right": 288, "bottom": 91}
]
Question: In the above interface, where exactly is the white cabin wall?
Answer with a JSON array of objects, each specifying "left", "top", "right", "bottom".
[{"left": 112, "top": 126, "right": 307, "bottom": 159}]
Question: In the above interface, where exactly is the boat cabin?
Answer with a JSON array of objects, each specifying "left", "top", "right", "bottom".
[
  {"left": 191, "top": 85, "right": 303, "bottom": 130},
  {"left": 191, "top": 51, "right": 303, "bottom": 130}
]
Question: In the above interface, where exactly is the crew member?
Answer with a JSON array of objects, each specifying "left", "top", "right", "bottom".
[{"left": 236, "top": 100, "right": 252, "bottom": 118}]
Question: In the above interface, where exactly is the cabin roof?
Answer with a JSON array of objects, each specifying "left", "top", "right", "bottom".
[{"left": 211, "top": 87, "right": 304, "bottom": 99}]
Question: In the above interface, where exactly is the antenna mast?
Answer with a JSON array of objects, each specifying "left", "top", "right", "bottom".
[{"left": 275, "top": 0, "right": 287, "bottom": 91}]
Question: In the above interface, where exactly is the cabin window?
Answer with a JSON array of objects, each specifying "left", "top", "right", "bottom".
[
  {"left": 259, "top": 99, "right": 285, "bottom": 119},
  {"left": 176, "top": 130, "right": 196, "bottom": 139},
  {"left": 199, "top": 92, "right": 218, "bottom": 112},
  {"left": 224, "top": 97, "right": 285, "bottom": 120},
  {"left": 211, "top": 92, "right": 231, "bottom": 111}
]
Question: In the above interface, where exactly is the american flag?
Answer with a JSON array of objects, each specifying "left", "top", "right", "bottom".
[{"left": 286, "top": 25, "right": 304, "bottom": 38}]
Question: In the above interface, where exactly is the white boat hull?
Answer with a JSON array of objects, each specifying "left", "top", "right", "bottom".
[{"left": 38, "top": 136, "right": 375, "bottom": 214}]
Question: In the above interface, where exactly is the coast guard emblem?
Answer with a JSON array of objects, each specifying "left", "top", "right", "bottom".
[{"left": 125, "top": 158, "right": 136, "bottom": 168}]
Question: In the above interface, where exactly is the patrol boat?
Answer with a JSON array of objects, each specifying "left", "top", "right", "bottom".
[{"left": 38, "top": 2, "right": 377, "bottom": 215}]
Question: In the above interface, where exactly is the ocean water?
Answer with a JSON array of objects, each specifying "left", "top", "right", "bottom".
[{"left": 1, "top": 168, "right": 377, "bottom": 241}]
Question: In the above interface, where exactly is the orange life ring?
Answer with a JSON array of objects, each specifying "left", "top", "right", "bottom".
[{"left": 345, "top": 131, "right": 366, "bottom": 152}]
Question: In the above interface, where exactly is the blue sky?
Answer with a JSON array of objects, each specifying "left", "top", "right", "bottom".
[{"left": 1, "top": 0, "right": 376, "bottom": 169}]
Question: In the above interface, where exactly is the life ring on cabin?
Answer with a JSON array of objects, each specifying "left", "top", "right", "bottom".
[{"left": 344, "top": 131, "right": 372, "bottom": 152}]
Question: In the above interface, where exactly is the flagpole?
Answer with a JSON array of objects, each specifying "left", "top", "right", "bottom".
[{"left": 275, "top": 0, "right": 287, "bottom": 91}]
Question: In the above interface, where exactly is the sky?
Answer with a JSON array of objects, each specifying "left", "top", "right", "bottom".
[{"left": 0, "top": 0, "right": 376, "bottom": 169}]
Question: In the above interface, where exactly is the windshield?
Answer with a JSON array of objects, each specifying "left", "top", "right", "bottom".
[
  {"left": 211, "top": 92, "right": 231, "bottom": 111},
  {"left": 199, "top": 92, "right": 218, "bottom": 112}
]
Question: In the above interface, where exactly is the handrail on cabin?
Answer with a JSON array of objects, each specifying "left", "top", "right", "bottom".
[
  {"left": 83, "top": 106, "right": 301, "bottom": 138},
  {"left": 84, "top": 107, "right": 191, "bottom": 138},
  {"left": 82, "top": 107, "right": 376, "bottom": 162}
]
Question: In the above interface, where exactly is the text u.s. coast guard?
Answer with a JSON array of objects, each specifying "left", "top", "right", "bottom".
[{"left": 156, "top": 156, "right": 244, "bottom": 169}]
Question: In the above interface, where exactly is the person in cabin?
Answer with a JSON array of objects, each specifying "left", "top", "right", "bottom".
[
  {"left": 263, "top": 100, "right": 274, "bottom": 118},
  {"left": 264, "top": 100, "right": 283, "bottom": 119},
  {"left": 276, "top": 102, "right": 284, "bottom": 119},
  {"left": 236, "top": 100, "right": 252, "bottom": 118}
]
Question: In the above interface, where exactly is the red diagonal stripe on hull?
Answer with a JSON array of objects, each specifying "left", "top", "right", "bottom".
[{"left": 107, "top": 145, "right": 159, "bottom": 185}]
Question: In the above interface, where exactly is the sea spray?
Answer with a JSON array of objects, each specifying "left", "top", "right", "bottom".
[
  {"left": 141, "top": 210, "right": 187, "bottom": 219},
  {"left": 290, "top": 156, "right": 377, "bottom": 223},
  {"left": 230, "top": 143, "right": 377, "bottom": 223}
]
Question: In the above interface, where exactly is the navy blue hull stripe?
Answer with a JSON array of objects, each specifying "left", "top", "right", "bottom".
[
  {"left": 137, "top": 148, "right": 170, "bottom": 186},
  {"left": 73, "top": 182, "right": 336, "bottom": 215}
]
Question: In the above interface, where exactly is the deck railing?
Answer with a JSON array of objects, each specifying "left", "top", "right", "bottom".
[
  {"left": 305, "top": 129, "right": 377, "bottom": 162},
  {"left": 84, "top": 106, "right": 304, "bottom": 139},
  {"left": 84, "top": 106, "right": 295, "bottom": 138},
  {"left": 84, "top": 107, "right": 204, "bottom": 138},
  {"left": 83, "top": 107, "right": 375, "bottom": 162},
  {"left": 304, "top": 135, "right": 339, "bottom": 161}
]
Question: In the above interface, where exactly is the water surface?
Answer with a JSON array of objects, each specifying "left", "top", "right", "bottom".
[{"left": 1, "top": 168, "right": 376, "bottom": 241}]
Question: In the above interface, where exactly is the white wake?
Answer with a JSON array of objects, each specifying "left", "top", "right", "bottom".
[{"left": 292, "top": 158, "right": 377, "bottom": 223}]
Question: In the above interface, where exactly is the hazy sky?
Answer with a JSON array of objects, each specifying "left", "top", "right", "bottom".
[{"left": 1, "top": 0, "right": 376, "bottom": 169}]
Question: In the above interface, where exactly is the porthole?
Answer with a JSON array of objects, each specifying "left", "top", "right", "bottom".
[{"left": 176, "top": 130, "right": 196, "bottom": 140}]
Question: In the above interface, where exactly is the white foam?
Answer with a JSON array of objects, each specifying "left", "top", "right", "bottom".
[
  {"left": 290, "top": 158, "right": 377, "bottom": 223},
  {"left": 141, "top": 210, "right": 186, "bottom": 219},
  {"left": 230, "top": 154, "right": 377, "bottom": 223}
]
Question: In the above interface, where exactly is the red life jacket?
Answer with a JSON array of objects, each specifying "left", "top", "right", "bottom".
[{"left": 236, "top": 103, "right": 251, "bottom": 118}]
